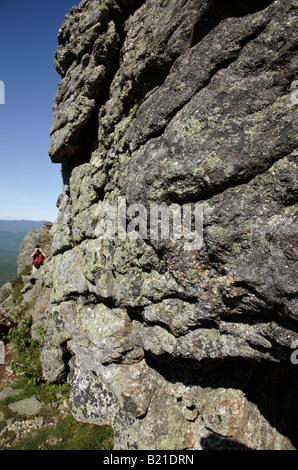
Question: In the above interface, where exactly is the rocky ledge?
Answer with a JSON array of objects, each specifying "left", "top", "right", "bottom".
[{"left": 36, "top": 0, "right": 298, "bottom": 450}]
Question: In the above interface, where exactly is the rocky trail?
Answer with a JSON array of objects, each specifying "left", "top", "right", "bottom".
[
  {"left": 0, "top": 343, "right": 112, "bottom": 451},
  {"left": 0, "top": 344, "right": 18, "bottom": 389},
  {"left": 0, "top": 344, "right": 70, "bottom": 450}
]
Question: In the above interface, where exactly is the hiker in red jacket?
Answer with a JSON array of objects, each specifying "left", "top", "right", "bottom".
[{"left": 30, "top": 245, "right": 46, "bottom": 272}]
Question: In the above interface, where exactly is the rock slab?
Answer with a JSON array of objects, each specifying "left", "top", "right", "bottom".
[
  {"left": 8, "top": 397, "right": 45, "bottom": 416},
  {"left": 0, "top": 387, "right": 24, "bottom": 401}
]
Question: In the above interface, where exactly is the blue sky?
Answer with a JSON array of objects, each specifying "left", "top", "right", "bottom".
[{"left": 0, "top": 0, "right": 78, "bottom": 222}]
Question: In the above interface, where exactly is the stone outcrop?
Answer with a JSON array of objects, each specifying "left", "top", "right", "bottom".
[
  {"left": 40, "top": 0, "right": 297, "bottom": 450},
  {"left": 0, "top": 223, "right": 53, "bottom": 336},
  {"left": 17, "top": 222, "right": 53, "bottom": 274}
]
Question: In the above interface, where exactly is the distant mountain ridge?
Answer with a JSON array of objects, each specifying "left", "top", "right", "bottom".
[
  {"left": 0, "top": 220, "right": 47, "bottom": 287},
  {"left": 0, "top": 220, "right": 46, "bottom": 233}
]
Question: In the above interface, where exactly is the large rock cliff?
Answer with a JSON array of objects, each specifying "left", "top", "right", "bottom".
[{"left": 40, "top": 0, "right": 298, "bottom": 450}]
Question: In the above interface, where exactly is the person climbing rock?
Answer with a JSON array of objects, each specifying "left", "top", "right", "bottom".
[{"left": 30, "top": 245, "right": 46, "bottom": 272}]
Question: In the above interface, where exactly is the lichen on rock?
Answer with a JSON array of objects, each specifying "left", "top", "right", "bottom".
[{"left": 40, "top": 0, "right": 298, "bottom": 450}]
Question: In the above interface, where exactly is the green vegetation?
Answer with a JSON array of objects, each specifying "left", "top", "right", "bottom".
[
  {"left": 4, "top": 267, "right": 44, "bottom": 384},
  {"left": 0, "top": 268, "right": 114, "bottom": 450},
  {"left": 8, "top": 308, "right": 43, "bottom": 385},
  {"left": 0, "top": 377, "right": 113, "bottom": 450},
  {"left": 10, "top": 415, "right": 113, "bottom": 451}
]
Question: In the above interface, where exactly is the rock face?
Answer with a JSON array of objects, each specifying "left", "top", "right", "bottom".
[
  {"left": 17, "top": 222, "right": 53, "bottom": 274},
  {"left": 41, "top": 0, "right": 298, "bottom": 450}
]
